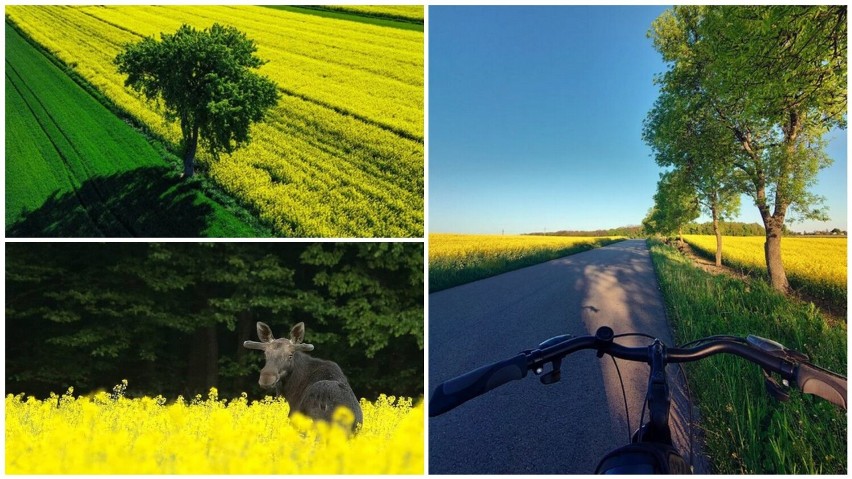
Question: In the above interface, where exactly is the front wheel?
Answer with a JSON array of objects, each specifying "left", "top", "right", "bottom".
[{"left": 595, "top": 443, "right": 690, "bottom": 474}]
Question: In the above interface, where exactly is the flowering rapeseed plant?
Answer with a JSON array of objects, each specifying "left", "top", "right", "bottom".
[{"left": 6, "top": 383, "right": 423, "bottom": 474}]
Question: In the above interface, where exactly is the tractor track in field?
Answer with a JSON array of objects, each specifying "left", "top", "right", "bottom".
[{"left": 5, "top": 58, "right": 120, "bottom": 236}]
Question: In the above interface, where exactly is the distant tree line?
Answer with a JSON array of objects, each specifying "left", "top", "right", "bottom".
[
  {"left": 526, "top": 225, "right": 645, "bottom": 238},
  {"left": 529, "top": 221, "right": 777, "bottom": 238},
  {"left": 6, "top": 243, "right": 423, "bottom": 400},
  {"left": 671, "top": 221, "right": 766, "bottom": 237},
  {"left": 792, "top": 228, "right": 847, "bottom": 236}
]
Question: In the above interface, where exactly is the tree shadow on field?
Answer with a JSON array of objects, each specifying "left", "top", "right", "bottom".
[{"left": 7, "top": 166, "right": 218, "bottom": 237}]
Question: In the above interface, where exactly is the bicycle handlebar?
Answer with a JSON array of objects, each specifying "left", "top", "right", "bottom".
[
  {"left": 430, "top": 353, "right": 528, "bottom": 417},
  {"left": 428, "top": 330, "right": 847, "bottom": 416}
]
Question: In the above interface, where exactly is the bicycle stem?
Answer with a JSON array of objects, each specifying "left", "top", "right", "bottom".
[{"left": 644, "top": 339, "right": 672, "bottom": 443}]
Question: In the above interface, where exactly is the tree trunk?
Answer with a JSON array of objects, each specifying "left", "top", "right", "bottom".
[
  {"left": 711, "top": 205, "right": 722, "bottom": 267},
  {"left": 187, "top": 325, "right": 218, "bottom": 395},
  {"left": 183, "top": 129, "right": 198, "bottom": 178},
  {"left": 735, "top": 128, "right": 791, "bottom": 294},
  {"left": 763, "top": 220, "right": 790, "bottom": 293},
  {"left": 234, "top": 312, "right": 254, "bottom": 393}
]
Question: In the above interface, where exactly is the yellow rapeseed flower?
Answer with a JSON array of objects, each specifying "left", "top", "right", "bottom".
[{"left": 5, "top": 385, "right": 423, "bottom": 474}]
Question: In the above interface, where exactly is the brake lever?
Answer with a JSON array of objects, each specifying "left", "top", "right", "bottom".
[
  {"left": 531, "top": 334, "right": 573, "bottom": 385},
  {"left": 747, "top": 335, "right": 812, "bottom": 402},
  {"left": 761, "top": 368, "right": 791, "bottom": 402}
]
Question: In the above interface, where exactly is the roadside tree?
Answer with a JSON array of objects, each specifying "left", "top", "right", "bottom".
[
  {"left": 649, "top": 5, "right": 846, "bottom": 292},
  {"left": 644, "top": 60, "right": 742, "bottom": 266},
  {"left": 643, "top": 169, "right": 700, "bottom": 242}
]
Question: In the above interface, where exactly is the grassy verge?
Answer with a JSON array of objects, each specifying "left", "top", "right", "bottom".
[
  {"left": 648, "top": 238, "right": 846, "bottom": 474},
  {"left": 429, "top": 236, "right": 624, "bottom": 292}
]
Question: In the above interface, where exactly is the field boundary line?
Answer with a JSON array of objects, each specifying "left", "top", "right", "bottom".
[
  {"left": 675, "top": 237, "right": 847, "bottom": 324},
  {"left": 78, "top": 8, "right": 145, "bottom": 41}
]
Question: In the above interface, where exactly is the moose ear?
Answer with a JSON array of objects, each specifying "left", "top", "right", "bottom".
[
  {"left": 257, "top": 322, "right": 275, "bottom": 343},
  {"left": 296, "top": 343, "right": 314, "bottom": 352},
  {"left": 290, "top": 322, "right": 306, "bottom": 344}
]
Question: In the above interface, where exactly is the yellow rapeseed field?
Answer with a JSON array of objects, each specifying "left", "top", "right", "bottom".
[
  {"left": 6, "top": 385, "right": 423, "bottom": 474},
  {"left": 430, "top": 234, "right": 624, "bottom": 290},
  {"left": 683, "top": 235, "right": 847, "bottom": 307},
  {"left": 6, "top": 6, "right": 423, "bottom": 237},
  {"left": 431, "top": 234, "right": 623, "bottom": 261}
]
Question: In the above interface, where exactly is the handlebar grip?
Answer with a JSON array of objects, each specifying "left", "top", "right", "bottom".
[
  {"left": 795, "top": 362, "right": 847, "bottom": 410},
  {"left": 429, "top": 353, "right": 528, "bottom": 417}
]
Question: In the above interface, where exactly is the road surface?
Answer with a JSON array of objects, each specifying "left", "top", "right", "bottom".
[{"left": 428, "top": 239, "right": 706, "bottom": 474}]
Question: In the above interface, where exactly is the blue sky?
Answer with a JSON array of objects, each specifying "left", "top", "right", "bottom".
[{"left": 428, "top": 6, "right": 848, "bottom": 234}]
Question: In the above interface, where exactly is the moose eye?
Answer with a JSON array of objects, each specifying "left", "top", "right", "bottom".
[{"left": 288, "top": 354, "right": 294, "bottom": 360}]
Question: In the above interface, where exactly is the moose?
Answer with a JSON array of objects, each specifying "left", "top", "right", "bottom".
[{"left": 243, "top": 321, "right": 363, "bottom": 431}]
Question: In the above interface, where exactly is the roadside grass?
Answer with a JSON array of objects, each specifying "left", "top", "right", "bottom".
[
  {"left": 429, "top": 234, "right": 624, "bottom": 291},
  {"left": 648, "top": 239, "right": 846, "bottom": 474},
  {"left": 5, "top": 22, "right": 264, "bottom": 237}
]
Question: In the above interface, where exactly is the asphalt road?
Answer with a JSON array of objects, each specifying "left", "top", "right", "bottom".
[{"left": 428, "top": 239, "right": 707, "bottom": 474}]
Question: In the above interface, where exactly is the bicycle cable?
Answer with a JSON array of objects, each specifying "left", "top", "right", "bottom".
[
  {"left": 609, "top": 355, "right": 631, "bottom": 444},
  {"left": 676, "top": 361, "right": 694, "bottom": 472},
  {"left": 637, "top": 384, "right": 649, "bottom": 443},
  {"left": 610, "top": 332, "right": 655, "bottom": 445}
]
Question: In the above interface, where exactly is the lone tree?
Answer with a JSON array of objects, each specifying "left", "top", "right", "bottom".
[{"left": 115, "top": 24, "right": 279, "bottom": 178}]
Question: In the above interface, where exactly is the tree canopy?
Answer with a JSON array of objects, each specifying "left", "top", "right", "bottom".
[
  {"left": 643, "top": 45, "right": 741, "bottom": 265},
  {"left": 6, "top": 243, "right": 423, "bottom": 400},
  {"left": 642, "top": 169, "right": 700, "bottom": 239},
  {"left": 115, "top": 23, "right": 279, "bottom": 177}
]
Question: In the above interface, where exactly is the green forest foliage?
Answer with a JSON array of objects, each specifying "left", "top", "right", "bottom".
[{"left": 6, "top": 243, "right": 423, "bottom": 400}]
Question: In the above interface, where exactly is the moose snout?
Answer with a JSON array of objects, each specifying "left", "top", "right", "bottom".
[{"left": 259, "top": 371, "right": 279, "bottom": 388}]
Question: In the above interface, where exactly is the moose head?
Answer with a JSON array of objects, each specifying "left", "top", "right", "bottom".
[{"left": 243, "top": 321, "right": 315, "bottom": 389}]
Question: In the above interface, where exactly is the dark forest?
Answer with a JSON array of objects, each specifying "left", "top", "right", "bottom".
[{"left": 6, "top": 242, "right": 424, "bottom": 400}]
